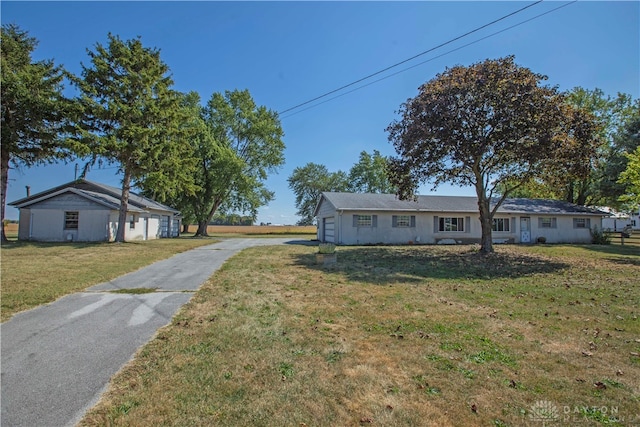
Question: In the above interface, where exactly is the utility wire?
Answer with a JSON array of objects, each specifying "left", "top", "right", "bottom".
[
  {"left": 277, "top": 0, "right": 544, "bottom": 116},
  {"left": 280, "top": 1, "right": 577, "bottom": 120}
]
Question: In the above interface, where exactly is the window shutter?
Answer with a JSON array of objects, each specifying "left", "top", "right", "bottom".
[
  {"left": 434, "top": 216, "right": 439, "bottom": 233},
  {"left": 552, "top": 218, "right": 557, "bottom": 228},
  {"left": 465, "top": 216, "right": 471, "bottom": 233},
  {"left": 586, "top": 218, "right": 591, "bottom": 228},
  {"left": 410, "top": 216, "right": 416, "bottom": 227},
  {"left": 372, "top": 215, "right": 378, "bottom": 227},
  {"left": 573, "top": 218, "right": 578, "bottom": 228},
  {"left": 538, "top": 218, "right": 543, "bottom": 228},
  {"left": 511, "top": 217, "right": 516, "bottom": 232},
  {"left": 392, "top": 216, "right": 398, "bottom": 228},
  {"left": 353, "top": 215, "right": 358, "bottom": 227}
]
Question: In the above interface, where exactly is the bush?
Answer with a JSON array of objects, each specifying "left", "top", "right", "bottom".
[
  {"left": 318, "top": 243, "right": 336, "bottom": 254},
  {"left": 590, "top": 226, "right": 611, "bottom": 245}
]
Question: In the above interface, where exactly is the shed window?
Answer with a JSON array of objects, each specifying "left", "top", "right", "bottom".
[
  {"left": 573, "top": 218, "right": 591, "bottom": 229},
  {"left": 539, "top": 217, "right": 557, "bottom": 229},
  {"left": 439, "top": 217, "right": 464, "bottom": 232},
  {"left": 492, "top": 218, "right": 510, "bottom": 232},
  {"left": 393, "top": 215, "right": 415, "bottom": 228},
  {"left": 64, "top": 211, "right": 79, "bottom": 230}
]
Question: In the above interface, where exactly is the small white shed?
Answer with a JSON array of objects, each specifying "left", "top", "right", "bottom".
[{"left": 9, "top": 179, "right": 180, "bottom": 242}]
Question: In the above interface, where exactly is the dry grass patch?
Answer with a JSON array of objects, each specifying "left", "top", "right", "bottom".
[
  {"left": 80, "top": 244, "right": 639, "bottom": 426},
  {"left": 0, "top": 238, "right": 217, "bottom": 321}
]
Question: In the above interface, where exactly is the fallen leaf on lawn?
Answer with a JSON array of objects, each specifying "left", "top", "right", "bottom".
[
  {"left": 582, "top": 351, "right": 593, "bottom": 357},
  {"left": 594, "top": 382, "right": 607, "bottom": 390}
]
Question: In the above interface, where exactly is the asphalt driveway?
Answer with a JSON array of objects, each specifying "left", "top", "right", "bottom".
[{"left": 1, "top": 238, "right": 306, "bottom": 427}]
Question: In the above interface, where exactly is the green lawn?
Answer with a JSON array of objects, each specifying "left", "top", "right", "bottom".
[
  {"left": 78, "top": 243, "right": 640, "bottom": 427},
  {"left": 0, "top": 237, "right": 217, "bottom": 321}
]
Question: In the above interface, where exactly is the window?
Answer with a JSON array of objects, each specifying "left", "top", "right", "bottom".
[
  {"left": 573, "top": 218, "right": 591, "bottom": 229},
  {"left": 539, "top": 217, "right": 557, "bottom": 229},
  {"left": 439, "top": 217, "right": 464, "bottom": 232},
  {"left": 129, "top": 215, "right": 136, "bottom": 229},
  {"left": 492, "top": 218, "right": 510, "bottom": 232},
  {"left": 64, "top": 211, "right": 79, "bottom": 230},
  {"left": 353, "top": 214, "right": 377, "bottom": 227},
  {"left": 393, "top": 215, "right": 415, "bottom": 228}
]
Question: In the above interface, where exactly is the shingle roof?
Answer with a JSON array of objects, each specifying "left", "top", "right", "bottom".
[
  {"left": 316, "top": 192, "right": 607, "bottom": 216},
  {"left": 9, "top": 179, "right": 178, "bottom": 214}
]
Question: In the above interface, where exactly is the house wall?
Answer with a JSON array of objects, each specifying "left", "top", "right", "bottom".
[
  {"left": 22, "top": 208, "right": 110, "bottom": 242},
  {"left": 107, "top": 212, "right": 175, "bottom": 241},
  {"left": 321, "top": 206, "right": 600, "bottom": 246}
]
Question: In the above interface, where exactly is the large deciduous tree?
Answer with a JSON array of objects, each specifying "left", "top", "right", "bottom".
[
  {"left": 387, "top": 56, "right": 598, "bottom": 253},
  {"left": 288, "top": 163, "right": 350, "bottom": 225},
  {"left": 1, "top": 24, "right": 75, "bottom": 242},
  {"left": 190, "top": 89, "right": 285, "bottom": 236},
  {"left": 75, "top": 34, "right": 193, "bottom": 242}
]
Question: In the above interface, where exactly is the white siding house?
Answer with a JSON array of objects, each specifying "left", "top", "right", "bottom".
[
  {"left": 314, "top": 192, "right": 607, "bottom": 245},
  {"left": 9, "top": 179, "right": 180, "bottom": 242}
]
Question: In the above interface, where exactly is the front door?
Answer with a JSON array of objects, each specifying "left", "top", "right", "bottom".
[{"left": 520, "top": 217, "right": 531, "bottom": 243}]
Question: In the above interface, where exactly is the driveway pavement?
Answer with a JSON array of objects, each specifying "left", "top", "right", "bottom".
[{"left": 1, "top": 238, "right": 307, "bottom": 427}]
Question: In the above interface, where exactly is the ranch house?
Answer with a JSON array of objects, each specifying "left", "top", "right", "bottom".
[{"left": 314, "top": 192, "right": 607, "bottom": 246}]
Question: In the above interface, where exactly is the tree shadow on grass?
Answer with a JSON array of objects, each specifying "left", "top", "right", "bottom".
[{"left": 293, "top": 245, "right": 569, "bottom": 285}]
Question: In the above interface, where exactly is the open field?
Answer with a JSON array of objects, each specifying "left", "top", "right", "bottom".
[
  {"left": 186, "top": 224, "right": 317, "bottom": 237},
  {"left": 80, "top": 243, "right": 639, "bottom": 426},
  {"left": 0, "top": 236, "right": 217, "bottom": 322}
]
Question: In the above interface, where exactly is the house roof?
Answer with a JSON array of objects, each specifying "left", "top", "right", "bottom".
[
  {"left": 314, "top": 192, "right": 608, "bottom": 217},
  {"left": 9, "top": 179, "right": 179, "bottom": 214}
]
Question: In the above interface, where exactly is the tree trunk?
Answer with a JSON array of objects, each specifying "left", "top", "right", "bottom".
[
  {"left": 477, "top": 195, "right": 494, "bottom": 254},
  {"left": 1, "top": 146, "right": 10, "bottom": 243},
  {"left": 194, "top": 198, "right": 223, "bottom": 237},
  {"left": 182, "top": 223, "right": 190, "bottom": 233},
  {"left": 195, "top": 220, "right": 209, "bottom": 237},
  {"left": 115, "top": 169, "right": 132, "bottom": 243}
]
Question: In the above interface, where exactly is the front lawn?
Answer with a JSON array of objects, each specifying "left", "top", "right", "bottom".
[
  {"left": 79, "top": 243, "right": 639, "bottom": 426},
  {"left": 0, "top": 237, "right": 217, "bottom": 321}
]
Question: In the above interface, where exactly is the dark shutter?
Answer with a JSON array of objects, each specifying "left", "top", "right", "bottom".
[
  {"left": 392, "top": 216, "right": 398, "bottom": 228},
  {"left": 511, "top": 217, "right": 516, "bottom": 232},
  {"left": 586, "top": 218, "right": 591, "bottom": 228},
  {"left": 353, "top": 215, "right": 358, "bottom": 227},
  {"left": 465, "top": 216, "right": 471, "bottom": 233},
  {"left": 372, "top": 215, "right": 378, "bottom": 227},
  {"left": 410, "top": 216, "right": 416, "bottom": 227},
  {"left": 552, "top": 218, "right": 557, "bottom": 228},
  {"left": 434, "top": 216, "right": 439, "bottom": 233}
]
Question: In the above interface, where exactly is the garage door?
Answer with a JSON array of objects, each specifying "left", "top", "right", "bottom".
[{"left": 323, "top": 217, "right": 335, "bottom": 243}]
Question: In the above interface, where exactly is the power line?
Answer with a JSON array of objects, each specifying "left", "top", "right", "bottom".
[
  {"left": 280, "top": 1, "right": 577, "bottom": 120},
  {"left": 277, "top": 0, "right": 544, "bottom": 116}
]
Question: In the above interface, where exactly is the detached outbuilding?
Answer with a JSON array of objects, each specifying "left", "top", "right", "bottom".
[
  {"left": 314, "top": 192, "right": 607, "bottom": 245},
  {"left": 9, "top": 179, "right": 180, "bottom": 242}
]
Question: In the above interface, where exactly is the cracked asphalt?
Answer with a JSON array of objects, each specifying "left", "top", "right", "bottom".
[{"left": 1, "top": 238, "right": 307, "bottom": 427}]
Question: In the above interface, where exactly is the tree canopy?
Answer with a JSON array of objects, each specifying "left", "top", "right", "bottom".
[
  {"left": 501, "top": 88, "right": 637, "bottom": 207},
  {"left": 288, "top": 150, "right": 395, "bottom": 225},
  {"left": 74, "top": 33, "right": 194, "bottom": 242},
  {"left": 288, "top": 163, "right": 350, "bottom": 225},
  {"left": 1, "top": 24, "right": 75, "bottom": 242},
  {"left": 387, "top": 56, "right": 599, "bottom": 253},
  {"left": 188, "top": 89, "right": 285, "bottom": 236}
]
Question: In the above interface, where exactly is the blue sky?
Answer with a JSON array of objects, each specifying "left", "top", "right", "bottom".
[{"left": 2, "top": 1, "right": 639, "bottom": 224}]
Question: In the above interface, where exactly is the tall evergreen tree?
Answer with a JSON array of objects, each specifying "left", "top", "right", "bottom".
[
  {"left": 1, "top": 24, "right": 75, "bottom": 242},
  {"left": 74, "top": 34, "right": 193, "bottom": 242}
]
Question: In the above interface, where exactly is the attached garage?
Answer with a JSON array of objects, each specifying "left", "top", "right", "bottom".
[{"left": 323, "top": 217, "right": 335, "bottom": 243}]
